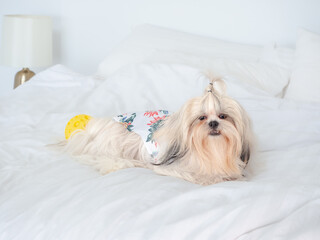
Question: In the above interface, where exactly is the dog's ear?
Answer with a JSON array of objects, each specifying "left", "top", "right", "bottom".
[
  {"left": 238, "top": 106, "right": 253, "bottom": 166},
  {"left": 240, "top": 143, "right": 250, "bottom": 165},
  {"left": 153, "top": 143, "right": 186, "bottom": 166}
]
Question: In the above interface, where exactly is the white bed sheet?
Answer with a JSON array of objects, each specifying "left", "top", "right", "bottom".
[{"left": 0, "top": 64, "right": 320, "bottom": 240}]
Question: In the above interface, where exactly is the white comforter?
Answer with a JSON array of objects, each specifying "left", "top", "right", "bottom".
[{"left": 0, "top": 64, "right": 319, "bottom": 240}]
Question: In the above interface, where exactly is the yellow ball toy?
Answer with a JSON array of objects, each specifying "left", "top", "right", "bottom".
[{"left": 65, "top": 114, "right": 92, "bottom": 139}]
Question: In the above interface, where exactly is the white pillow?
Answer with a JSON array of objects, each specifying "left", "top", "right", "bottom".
[
  {"left": 96, "top": 24, "right": 293, "bottom": 96},
  {"left": 285, "top": 29, "right": 320, "bottom": 102},
  {"left": 96, "top": 24, "right": 262, "bottom": 77},
  {"left": 143, "top": 50, "right": 290, "bottom": 97},
  {"left": 90, "top": 63, "right": 268, "bottom": 115},
  {"left": 261, "top": 43, "right": 295, "bottom": 70}
]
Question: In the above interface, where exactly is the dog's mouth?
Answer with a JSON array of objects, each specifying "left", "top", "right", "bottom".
[{"left": 209, "top": 129, "right": 221, "bottom": 136}]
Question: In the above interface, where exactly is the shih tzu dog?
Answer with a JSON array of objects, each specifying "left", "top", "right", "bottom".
[{"left": 60, "top": 77, "right": 254, "bottom": 185}]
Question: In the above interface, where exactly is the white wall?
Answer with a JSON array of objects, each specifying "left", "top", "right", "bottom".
[{"left": 1, "top": 0, "right": 320, "bottom": 96}]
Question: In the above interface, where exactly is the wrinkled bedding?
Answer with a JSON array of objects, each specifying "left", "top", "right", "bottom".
[{"left": 0, "top": 64, "right": 319, "bottom": 240}]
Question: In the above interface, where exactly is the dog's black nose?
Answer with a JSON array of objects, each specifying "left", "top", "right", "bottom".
[{"left": 209, "top": 120, "right": 219, "bottom": 128}]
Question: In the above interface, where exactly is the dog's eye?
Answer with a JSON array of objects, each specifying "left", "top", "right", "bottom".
[
  {"left": 199, "top": 116, "right": 207, "bottom": 121},
  {"left": 219, "top": 114, "right": 227, "bottom": 119}
]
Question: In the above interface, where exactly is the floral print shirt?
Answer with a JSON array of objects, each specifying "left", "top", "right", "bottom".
[{"left": 113, "top": 110, "right": 171, "bottom": 161}]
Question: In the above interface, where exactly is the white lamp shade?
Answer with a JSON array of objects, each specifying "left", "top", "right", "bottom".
[{"left": 1, "top": 15, "right": 52, "bottom": 68}]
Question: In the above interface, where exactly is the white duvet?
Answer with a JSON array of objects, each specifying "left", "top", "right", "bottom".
[{"left": 0, "top": 64, "right": 319, "bottom": 240}]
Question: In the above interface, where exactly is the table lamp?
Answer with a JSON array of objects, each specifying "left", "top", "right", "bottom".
[{"left": 1, "top": 15, "right": 52, "bottom": 88}]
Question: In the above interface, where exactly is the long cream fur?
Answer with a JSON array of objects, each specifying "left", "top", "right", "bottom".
[{"left": 60, "top": 78, "right": 254, "bottom": 185}]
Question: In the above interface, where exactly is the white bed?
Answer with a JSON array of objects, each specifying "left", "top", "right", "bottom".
[{"left": 1, "top": 25, "right": 320, "bottom": 240}]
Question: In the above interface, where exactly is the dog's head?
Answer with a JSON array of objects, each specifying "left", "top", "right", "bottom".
[{"left": 154, "top": 78, "right": 253, "bottom": 180}]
